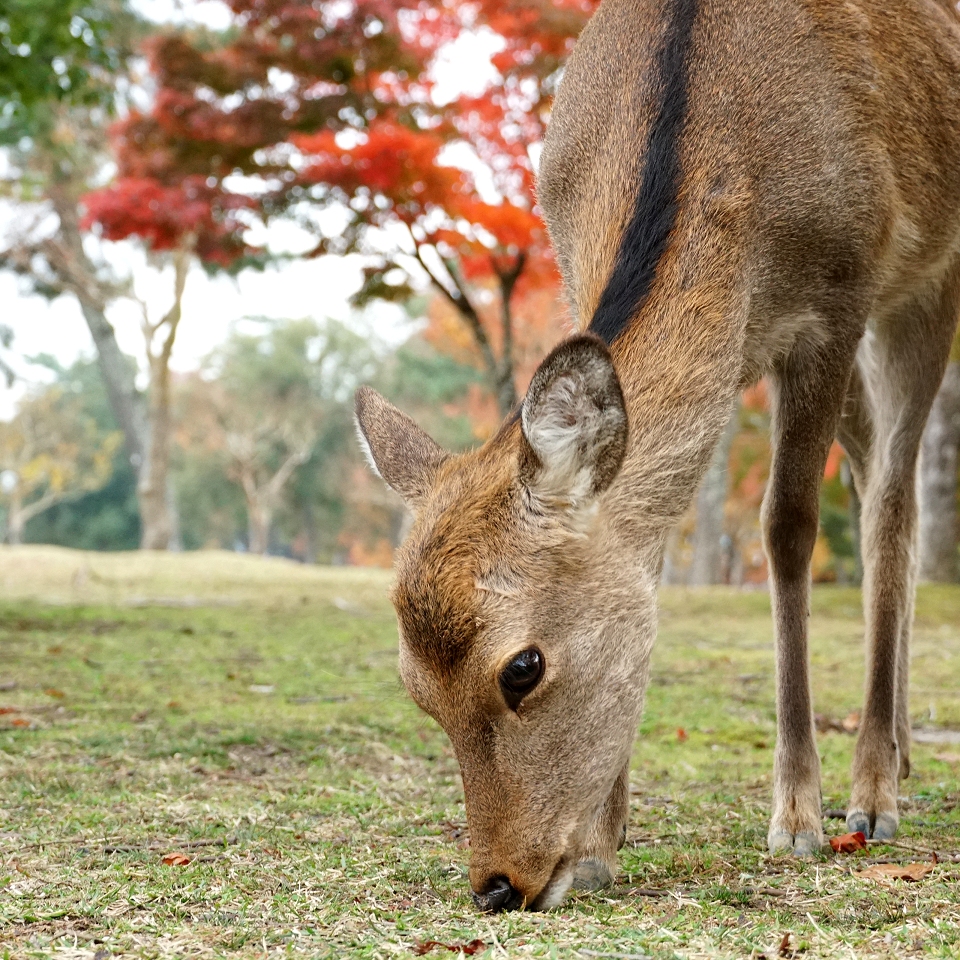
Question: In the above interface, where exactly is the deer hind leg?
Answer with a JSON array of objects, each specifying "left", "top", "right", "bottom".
[
  {"left": 763, "top": 329, "right": 863, "bottom": 856},
  {"left": 572, "top": 762, "right": 629, "bottom": 891},
  {"left": 846, "top": 267, "right": 960, "bottom": 841}
]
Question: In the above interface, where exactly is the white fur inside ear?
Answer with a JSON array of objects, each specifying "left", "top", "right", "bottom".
[
  {"left": 354, "top": 416, "right": 382, "bottom": 480},
  {"left": 522, "top": 373, "right": 604, "bottom": 506}
]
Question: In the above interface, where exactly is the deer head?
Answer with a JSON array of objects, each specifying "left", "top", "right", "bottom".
[{"left": 356, "top": 335, "right": 658, "bottom": 910}]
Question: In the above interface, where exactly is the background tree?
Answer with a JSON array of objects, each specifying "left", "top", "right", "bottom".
[
  {"left": 0, "top": 382, "right": 121, "bottom": 543},
  {"left": 24, "top": 356, "right": 140, "bottom": 550},
  {"left": 0, "top": 0, "right": 121, "bottom": 115},
  {"left": 182, "top": 318, "right": 378, "bottom": 556},
  {"left": 105, "top": 0, "right": 592, "bottom": 418},
  {"left": 919, "top": 330, "right": 960, "bottom": 582},
  {"left": 0, "top": 0, "right": 152, "bottom": 532},
  {"left": 80, "top": 131, "right": 264, "bottom": 549},
  {"left": 688, "top": 405, "right": 739, "bottom": 586}
]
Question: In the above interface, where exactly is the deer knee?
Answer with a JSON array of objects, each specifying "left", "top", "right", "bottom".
[{"left": 763, "top": 499, "right": 819, "bottom": 583}]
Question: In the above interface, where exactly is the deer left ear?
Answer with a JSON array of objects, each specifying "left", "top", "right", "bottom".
[
  {"left": 355, "top": 386, "right": 448, "bottom": 508},
  {"left": 519, "top": 334, "right": 628, "bottom": 510}
]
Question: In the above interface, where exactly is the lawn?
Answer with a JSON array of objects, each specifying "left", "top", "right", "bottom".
[{"left": 1, "top": 546, "right": 959, "bottom": 959}]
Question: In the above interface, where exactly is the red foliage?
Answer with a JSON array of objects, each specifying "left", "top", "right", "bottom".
[
  {"left": 83, "top": 0, "right": 582, "bottom": 306},
  {"left": 81, "top": 176, "right": 258, "bottom": 266}
]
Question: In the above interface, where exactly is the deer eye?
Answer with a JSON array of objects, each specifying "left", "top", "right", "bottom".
[{"left": 499, "top": 648, "right": 544, "bottom": 709}]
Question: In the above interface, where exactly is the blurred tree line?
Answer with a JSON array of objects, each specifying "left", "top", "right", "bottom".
[
  {"left": 0, "top": 0, "right": 957, "bottom": 580},
  {"left": 0, "top": 318, "right": 482, "bottom": 560}
]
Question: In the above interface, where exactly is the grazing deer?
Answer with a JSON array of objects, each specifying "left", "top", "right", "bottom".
[{"left": 356, "top": 0, "right": 960, "bottom": 911}]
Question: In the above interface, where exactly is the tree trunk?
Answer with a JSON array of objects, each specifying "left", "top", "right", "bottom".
[
  {"left": 139, "top": 354, "right": 173, "bottom": 550},
  {"left": 45, "top": 189, "right": 149, "bottom": 473},
  {"left": 137, "top": 243, "right": 190, "bottom": 550},
  {"left": 247, "top": 499, "right": 271, "bottom": 555},
  {"left": 7, "top": 494, "right": 24, "bottom": 545},
  {"left": 918, "top": 359, "right": 960, "bottom": 582},
  {"left": 79, "top": 302, "right": 148, "bottom": 471},
  {"left": 840, "top": 458, "right": 863, "bottom": 586},
  {"left": 689, "top": 405, "right": 739, "bottom": 586}
]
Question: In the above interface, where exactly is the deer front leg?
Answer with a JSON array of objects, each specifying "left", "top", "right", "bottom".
[
  {"left": 762, "top": 339, "right": 860, "bottom": 856},
  {"left": 572, "top": 762, "right": 629, "bottom": 890}
]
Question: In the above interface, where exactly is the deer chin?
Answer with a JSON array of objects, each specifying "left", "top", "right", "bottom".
[{"left": 527, "top": 854, "right": 577, "bottom": 911}]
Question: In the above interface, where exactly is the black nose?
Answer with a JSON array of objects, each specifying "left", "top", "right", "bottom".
[{"left": 471, "top": 876, "right": 524, "bottom": 913}]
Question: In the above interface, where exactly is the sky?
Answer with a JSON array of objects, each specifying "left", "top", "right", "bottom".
[{"left": 1, "top": 0, "right": 503, "bottom": 417}]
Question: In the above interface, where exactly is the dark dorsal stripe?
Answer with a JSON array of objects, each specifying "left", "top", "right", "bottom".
[{"left": 588, "top": 0, "right": 698, "bottom": 345}]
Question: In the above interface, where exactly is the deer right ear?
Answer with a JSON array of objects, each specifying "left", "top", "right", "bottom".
[
  {"left": 519, "top": 334, "right": 628, "bottom": 512},
  {"left": 355, "top": 386, "right": 448, "bottom": 508}
]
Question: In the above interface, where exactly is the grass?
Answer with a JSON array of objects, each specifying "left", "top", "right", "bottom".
[{"left": 1, "top": 545, "right": 959, "bottom": 959}]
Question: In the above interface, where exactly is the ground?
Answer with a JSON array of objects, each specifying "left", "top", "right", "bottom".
[{"left": 1, "top": 546, "right": 959, "bottom": 960}]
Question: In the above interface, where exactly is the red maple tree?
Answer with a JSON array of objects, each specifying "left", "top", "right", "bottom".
[{"left": 84, "top": 0, "right": 599, "bottom": 416}]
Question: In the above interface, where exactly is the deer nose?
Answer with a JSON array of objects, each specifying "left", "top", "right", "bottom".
[{"left": 471, "top": 875, "right": 524, "bottom": 913}]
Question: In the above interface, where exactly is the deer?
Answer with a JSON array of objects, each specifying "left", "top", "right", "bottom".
[{"left": 355, "top": 0, "right": 960, "bottom": 912}]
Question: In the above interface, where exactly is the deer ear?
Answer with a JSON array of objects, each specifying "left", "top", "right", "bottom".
[
  {"left": 519, "top": 334, "right": 628, "bottom": 510},
  {"left": 355, "top": 387, "right": 448, "bottom": 507}
]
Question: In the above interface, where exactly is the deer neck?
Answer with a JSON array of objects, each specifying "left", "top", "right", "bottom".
[{"left": 602, "top": 234, "right": 750, "bottom": 560}]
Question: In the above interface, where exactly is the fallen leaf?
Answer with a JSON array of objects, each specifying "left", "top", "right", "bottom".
[
  {"left": 0, "top": 707, "right": 17, "bottom": 715},
  {"left": 44, "top": 688, "right": 65, "bottom": 699},
  {"left": 856, "top": 857, "right": 936, "bottom": 882},
  {"left": 161, "top": 853, "right": 192, "bottom": 866},
  {"left": 829, "top": 831, "right": 867, "bottom": 853},
  {"left": 676, "top": 727, "right": 688, "bottom": 743},
  {"left": 10, "top": 718, "right": 30, "bottom": 728},
  {"left": 413, "top": 941, "right": 486, "bottom": 957},
  {"left": 778, "top": 932, "right": 792, "bottom": 957},
  {"left": 841, "top": 711, "right": 861, "bottom": 732}
]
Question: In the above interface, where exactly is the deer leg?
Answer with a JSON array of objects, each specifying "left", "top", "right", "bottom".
[
  {"left": 572, "top": 762, "right": 629, "bottom": 890},
  {"left": 847, "top": 267, "right": 960, "bottom": 840},
  {"left": 763, "top": 334, "right": 861, "bottom": 856}
]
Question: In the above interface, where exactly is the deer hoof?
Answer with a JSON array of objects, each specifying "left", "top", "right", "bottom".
[
  {"left": 768, "top": 827, "right": 822, "bottom": 857},
  {"left": 846, "top": 808, "right": 898, "bottom": 840},
  {"left": 572, "top": 858, "right": 614, "bottom": 891}
]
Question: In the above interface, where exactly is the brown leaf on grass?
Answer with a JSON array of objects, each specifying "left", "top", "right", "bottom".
[
  {"left": 413, "top": 939, "right": 486, "bottom": 956},
  {"left": 44, "top": 688, "right": 65, "bottom": 699},
  {"left": 0, "top": 707, "right": 16, "bottom": 715},
  {"left": 778, "top": 932, "right": 792, "bottom": 957},
  {"left": 676, "top": 727, "right": 688, "bottom": 743},
  {"left": 161, "top": 853, "right": 192, "bottom": 866},
  {"left": 10, "top": 718, "right": 30, "bottom": 727},
  {"left": 856, "top": 856, "right": 937, "bottom": 882},
  {"left": 841, "top": 711, "right": 860, "bottom": 732},
  {"left": 829, "top": 831, "right": 867, "bottom": 853}
]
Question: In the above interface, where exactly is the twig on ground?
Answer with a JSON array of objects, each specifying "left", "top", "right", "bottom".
[
  {"left": 11, "top": 835, "right": 123, "bottom": 850},
  {"left": 866, "top": 839, "right": 960, "bottom": 862},
  {"left": 578, "top": 951, "right": 650, "bottom": 960}
]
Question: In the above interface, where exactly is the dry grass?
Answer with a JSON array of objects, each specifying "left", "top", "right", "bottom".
[{"left": 1, "top": 546, "right": 959, "bottom": 959}]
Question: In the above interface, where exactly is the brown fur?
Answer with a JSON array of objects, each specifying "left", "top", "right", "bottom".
[{"left": 356, "top": 0, "right": 960, "bottom": 909}]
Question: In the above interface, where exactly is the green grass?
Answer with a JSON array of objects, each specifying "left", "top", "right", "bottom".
[{"left": 1, "top": 546, "right": 959, "bottom": 959}]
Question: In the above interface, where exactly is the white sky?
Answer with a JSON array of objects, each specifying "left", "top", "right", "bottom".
[{"left": 0, "top": 0, "right": 504, "bottom": 417}]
